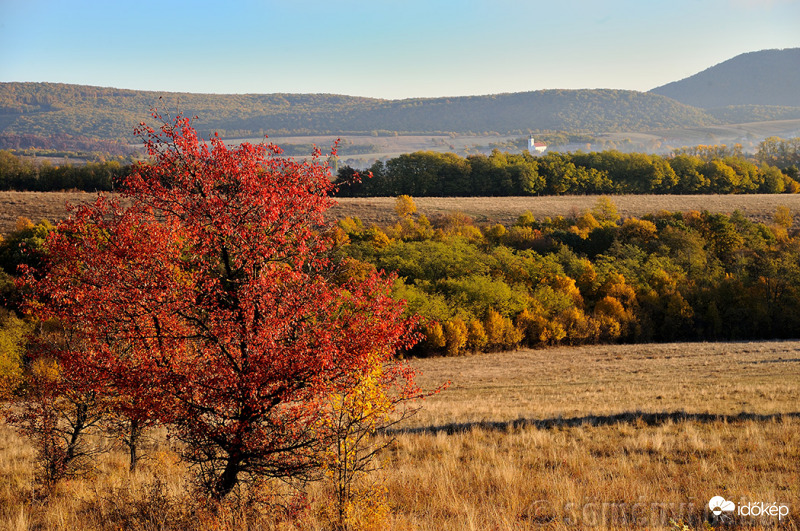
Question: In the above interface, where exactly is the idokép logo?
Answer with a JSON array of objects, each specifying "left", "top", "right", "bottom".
[{"left": 709, "top": 496, "right": 790, "bottom": 521}]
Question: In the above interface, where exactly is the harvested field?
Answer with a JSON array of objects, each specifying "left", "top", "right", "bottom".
[
  {"left": 333, "top": 194, "right": 800, "bottom": 228},
  {"left": 4, "top": 191, "right": 800, "bottom": 235},
  {"left": 0, "top": 191, "right": 97, "bottom": 234},
  {"left": 405, "top": 339, "right": 800, "bottom": 429}
]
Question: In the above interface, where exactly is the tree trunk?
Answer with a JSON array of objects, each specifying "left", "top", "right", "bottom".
[
  {"left": 212, "top": 455, "right": 242, "bottom": 500},
  {"left": 128, "top": 418, "right": 141, "bottom": 472}
]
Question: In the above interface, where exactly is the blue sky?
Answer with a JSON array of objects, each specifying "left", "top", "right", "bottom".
[{"left": 1, "top": 0, "right": 799, "bottom": 99}]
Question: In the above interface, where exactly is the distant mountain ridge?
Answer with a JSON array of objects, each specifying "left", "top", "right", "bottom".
[
  {"left": 0, "top": 48, "right": 798, "bottom": 144},
  {"left": 0, "top": 83, "right": 715, "bottom": 142},
  {"left": 650, "top": 48, "right": 800, "bottom": 108}
]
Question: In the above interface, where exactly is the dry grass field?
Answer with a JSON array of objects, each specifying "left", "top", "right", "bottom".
[
  {"left": 333, "top": 195, "right": 800, "bottom": 228},
  {"left": 4, "top": 191, "right": 800, "bottom": 235},
  {"left": 2, "top": 341, "right": 798, "bottom": 529}
]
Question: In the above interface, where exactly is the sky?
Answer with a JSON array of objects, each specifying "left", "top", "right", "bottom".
[{"left": 1, "top": 0, "right": 799, "bottom": 100}]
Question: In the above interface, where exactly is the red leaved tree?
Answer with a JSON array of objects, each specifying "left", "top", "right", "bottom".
[{"left": 24, "top": 113, "right": 420, "bottom": 500}]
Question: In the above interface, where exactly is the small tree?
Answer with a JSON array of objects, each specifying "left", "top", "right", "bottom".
[
  {"left": 24, "top": 113, "right": 421, "bottom": 500},
  {"left": 320, "top": 350, "right": 421, "bottom": 529},
  {"left": 6, "top": 351, "right": 108, "bottom": 493},
  {"left": 393, "top": 195, "right": 417, "bottom": 219},
  {"left": 0, "top": 310, "right": 29, "bottom": 400}
]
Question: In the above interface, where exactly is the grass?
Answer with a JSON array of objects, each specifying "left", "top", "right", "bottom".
[
  {"left": 333, "top": 195, "right": 800, "bottom": 229},
  {"left": 0, "top": 191, "right": 98, "bottom": 235},
  {"left": 381, "top": 341, "right": 800, "bottom": 529},
  {"left": 1, "top": 340, "right": 798, "bottom": 529},
  {"left": 4, "top": 190, "right": 800, "bottom": 235}
]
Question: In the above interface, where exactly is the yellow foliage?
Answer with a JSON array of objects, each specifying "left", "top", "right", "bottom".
[
  {"left": 539, "top": 319, "right": 566, "bottom": 345},
  {"left": 483, "top": 224, "right": 506, "bottom": 242},
  {"left": 394, "top": 195, "right": 417, "bottom": 218},
  {"left": 0, "top": 314, "right": 32, "bottom": 399},
  {"left": 515, "top": 309, "right": 548, "bottom": 347},
  {"left": 338, "top": 216, "right": 365, "bottom": 235},
  {"left": 329, "top": 226, "right": 350, "bottom": 247},
  {"left": 466, "top": 319, "right": 488, "bottom": 352},
  {"left": 591, "top": 196, "right": 620, "bottom": 224},
  {"left": 343, "top": 484, "right": 391, "bottom": 531},
  {"left": 556, "top": 307, "right": 594, "bottom": 345},
  {"left": 665, "top": 291, "right": 694, "bottom": 320},
  {"left": 455, "top": 224, "right": 484, "bottom": 242},
  {"left": 15, "top": 217, "right": 34, "bottom": 231},
  {"left": 483, "top": 310, "right": 522, "bottom": 351},
  {"left": 594, "top": 296, "right": 626, "bottom": 321},
  {"left": 390, "top": 215, "right": 435, "bottom": 241},
  {"left": 31, "top": 357, "right": 61, "bottom": 384},
  {"left": 601, "top": 274, "right": 637, "bottom": 307},
  {"left": 596, "top": 313, "right": 622, "bottom": 341},
  {"left": 0, "top": 333, "right": 26, "bottom": 400},
  {"left": 620, "top": 217, "right": 658, "bottom": 243},
  {"left": 443, "top": 319, "right": 468, "bottom": 356},
  {"left": 423, "top": 322, "right": 446, "bottom": 351},
  {"left": 368, "top": 227, "right": 392, "bottom": 249},
  {"left": 483, "top": 310, "right": 505, "bottom": 349},
  {"left": 335, "top": 257, "right": 377, "bottom": 284},
  {"left": 574, "top": 211, "right": 601, "bottom": 237},
  {"left": 516, "top": 211, "right": 536, "bottom": 226},
  {"left": 550, "top": 276, "right": 583, "bottom": 305},
  {"left": 774, "top": 205, "right": 793, "bottom": 230},
  {"left": 505, "top": 225, "right": 541, "bottom": 248},
  {"left": 319, "top": 351, "right": 396, "bottom": 529},
  {"left": 650, "top": 268, "right": 677, "bottom": 294},
  {"left": 434, "top": 213, "right": 484, "bottom": 243},
  {"left": 576, "top": 261, "right": 598, "bottom": 295}
]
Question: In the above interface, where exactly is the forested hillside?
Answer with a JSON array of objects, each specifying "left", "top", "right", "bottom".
[
  {"left": 0, "top": 82, "right": 714, "bottom": 143},
  {"left": 650, "top": 48, "right": 800, "bottom": 108}
]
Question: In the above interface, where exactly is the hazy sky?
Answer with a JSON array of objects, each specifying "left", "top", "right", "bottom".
[{"left": 1, "top": 0, "right": 799, "bottom": 99}]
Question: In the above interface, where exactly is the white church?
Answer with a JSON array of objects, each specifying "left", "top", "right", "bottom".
[{"left": 527, "top": 135, "right": 547, "bottom": 153}]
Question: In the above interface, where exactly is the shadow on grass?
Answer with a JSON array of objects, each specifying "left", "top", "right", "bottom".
[{"left": 389, "top": 410, "right": 800, "bottom": 436}]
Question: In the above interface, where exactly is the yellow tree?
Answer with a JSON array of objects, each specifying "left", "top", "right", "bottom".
[{"left": 320, "top": 349, "right": 432, "bottom": 529}]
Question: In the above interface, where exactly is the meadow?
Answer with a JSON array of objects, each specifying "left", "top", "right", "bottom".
[
  {"left": 4, "top": 191, "right": 800, "bottom": 235},
  {"left": 1, "top": 341, "right": 798, "bottom": 529},
  {"left": 2, "top": 190, "right": 800, "bottom": 529}
]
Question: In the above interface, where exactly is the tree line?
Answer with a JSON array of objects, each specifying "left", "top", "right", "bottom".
[
  {"left": 3, "top": 137, "right": 799, "bottom": 196},
  {"left": 0, "top": 150, "right": 131, "bottom": 191},
  {"left": 334, "top": 138, "right": 800, "bottom": 197},
  {"left": 337, "top": 195, "right": 800, "bottom": 357}
]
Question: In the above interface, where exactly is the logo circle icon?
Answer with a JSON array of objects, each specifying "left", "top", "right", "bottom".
[{"left": 709, "top": 496, "right": 735, "bottom": 516}]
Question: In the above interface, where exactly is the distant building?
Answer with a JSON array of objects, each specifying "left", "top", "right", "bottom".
[{"left": 528, "top": 135, "right": 547, "bottom": 153}]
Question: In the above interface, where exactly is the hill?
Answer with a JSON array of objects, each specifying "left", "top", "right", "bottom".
[
  {"left": 650, "top": 48, "right": 800, "bottom": 109},
  {"left": 0, "top": 82, "right": 715, "bottom": 143}
]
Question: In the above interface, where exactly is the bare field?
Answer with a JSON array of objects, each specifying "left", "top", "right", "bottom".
[
  {"left": 2, "top": 341, "right": 798, "bottom": 529},
  {"left": 0, "top": 191, "right": 98, "bottom": 234},
  {"left": 333, "top": 194, "right": 800, "bottom": 227},
  {"left": 405, "top": 340, "right": 800, "bottom": 428},
  {"left": 5, "top": 191, "right": 800, "bottom": 235}
]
